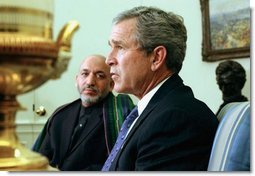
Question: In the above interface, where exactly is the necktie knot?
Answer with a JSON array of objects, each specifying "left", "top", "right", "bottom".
[
  {"left": 119, "top": 107, "right": 138, "bottom": 132},
  {"left": 127, "top": 107, "right": 138, "bottom": 119}
]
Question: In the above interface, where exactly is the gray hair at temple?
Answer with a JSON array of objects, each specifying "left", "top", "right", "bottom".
[{"left": 112, "top": 6, "right": 187, "bottom": 73}]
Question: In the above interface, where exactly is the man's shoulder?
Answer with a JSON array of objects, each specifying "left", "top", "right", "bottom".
[
  {"left": 47, "top": 99, "right": 80, "bottom": 125},
  {"left": 53, "top": 99, "right": 80, "bottom": 115}
]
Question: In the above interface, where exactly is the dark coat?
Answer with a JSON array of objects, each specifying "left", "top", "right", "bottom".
[
  {"left": 109, "top": 74, "right": 219, "bottom": 171},
  {"left": 38, "top": 93, "right": 134, "bottom": 171}
]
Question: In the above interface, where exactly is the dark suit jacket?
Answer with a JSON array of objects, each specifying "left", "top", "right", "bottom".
[
  {"left": 38, "top": 93, "right": 133, "bottom": 171},
  {"left": 109, "top": 74, "right": 219, "bottom": 171}
]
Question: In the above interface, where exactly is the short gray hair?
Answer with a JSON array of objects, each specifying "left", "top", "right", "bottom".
[{"left": 113, "top": 6, "right": 187, "bottom": 73}]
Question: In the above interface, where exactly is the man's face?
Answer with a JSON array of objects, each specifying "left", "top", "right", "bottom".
[
  {"left": 106, "top": 19, "right": 152, "bottom": 98},
  {"left": 76, "top": 56, "right": 113, "bottom": 107}
]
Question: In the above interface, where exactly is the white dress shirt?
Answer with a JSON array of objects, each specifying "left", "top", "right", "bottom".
[{"left": 125, "top": 76, "right": 171, "bottom": 138}]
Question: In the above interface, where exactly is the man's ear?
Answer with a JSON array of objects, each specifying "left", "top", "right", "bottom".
[{"left": 150, "top": 46, "right": 167, "bottom": 71}]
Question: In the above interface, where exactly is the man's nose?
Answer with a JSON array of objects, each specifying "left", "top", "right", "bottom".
[
  {"left": 106, "top": 50, "right": 116, "bottom": 66},
  {"left": 86, "top": 74, "right": 96, "bottom": 85}
]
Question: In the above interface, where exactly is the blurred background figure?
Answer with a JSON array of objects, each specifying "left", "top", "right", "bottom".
[{"left": 215, "top": 60, "right": 248, "bottom": 116}]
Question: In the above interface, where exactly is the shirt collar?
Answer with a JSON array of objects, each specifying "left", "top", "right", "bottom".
[{"left": 137, "top": 76, "right": 171, "bottom": 116}]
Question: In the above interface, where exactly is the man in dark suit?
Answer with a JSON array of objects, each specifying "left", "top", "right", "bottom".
[
  {"left": 102, "top": 6, "right": 219, "bottom": 171},
  {"left": 36, "top": 55, "right": 134, "bottom": 170}
]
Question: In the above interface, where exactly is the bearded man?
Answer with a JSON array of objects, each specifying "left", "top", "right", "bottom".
[{"left": 36, "top": 55, "right": 134, "bottom": 171}]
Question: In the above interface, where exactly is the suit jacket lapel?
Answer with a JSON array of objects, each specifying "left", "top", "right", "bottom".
[
  {"left": 112, "top": 74, "right": 184, "bottom": 169},
  {"left": 59, "top": 100, "right": 81, "bottom": 161},
  {"left": 68, "top": 108, "right": 102, "bottom": 153},
  {"left": 126, "top": 74, "right": 183, "bottom": 141}
]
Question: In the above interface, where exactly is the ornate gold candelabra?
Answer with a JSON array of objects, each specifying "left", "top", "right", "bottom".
[{"left": 0, "top": 0, "right": 79, "bottom": 170}]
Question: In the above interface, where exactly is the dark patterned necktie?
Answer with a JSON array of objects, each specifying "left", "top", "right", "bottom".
[{"left": 102, "top": 106, "right": 138, "bottom": 171}]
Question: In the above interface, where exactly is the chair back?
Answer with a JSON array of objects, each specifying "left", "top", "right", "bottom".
[{"left": 208, "top": 101, "right": 250, "bottom": 171}]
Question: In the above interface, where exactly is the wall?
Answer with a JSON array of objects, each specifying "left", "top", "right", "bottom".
[{"left": 17, "top": 0, "right": 250, "bottom": 120}]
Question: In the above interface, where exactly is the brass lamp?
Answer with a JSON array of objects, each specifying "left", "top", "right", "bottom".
[{"left": 0, "top": 0, "right": 79, "bottom": 170}]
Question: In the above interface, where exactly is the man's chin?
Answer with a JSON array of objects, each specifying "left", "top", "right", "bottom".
[
  {"left": 113, "top": 85, "right": 125, "bottom": 93},
  {"left": 81, "top": 95, "right": 100, "bottom": 104}
]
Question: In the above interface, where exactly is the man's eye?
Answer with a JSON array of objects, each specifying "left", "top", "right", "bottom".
[
  {"left": 81, "top": 72, "right": 89, "bottom": 76},
  {"left": 116, "top": 45, "right": 123, "bottom": 50},
  {"left": 97, "top": 74, "right": 106, "bottom": 79}
]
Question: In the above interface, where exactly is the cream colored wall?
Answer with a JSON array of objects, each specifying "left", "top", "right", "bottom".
[{"left": 17, "top": 0, "right": 250, "bottom": 124}]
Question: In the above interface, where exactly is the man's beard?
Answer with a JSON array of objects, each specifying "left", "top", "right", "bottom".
[{"left": 78, "top": 85, "right": 109, "bottom": 106}]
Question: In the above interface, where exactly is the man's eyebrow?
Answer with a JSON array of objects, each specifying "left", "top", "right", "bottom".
[
  {"left": 81, "top": 68, "right": 89, "bottom": 72},
  {"left": 80, "top": 69, "right": 107, "bottom": 76},
  {"left": 82, "top": 69, "right": 105, "bottom": 73},
  {"left": 108, "top": 39, "right": 121, "bottom": 46},
  {"left": 95, "top": 71, "right": 106, "bottom": 74}
]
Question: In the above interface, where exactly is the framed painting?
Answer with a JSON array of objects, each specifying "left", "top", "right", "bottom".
[{"left": 200, "top": 0, "right": 250, "bottom": 62}]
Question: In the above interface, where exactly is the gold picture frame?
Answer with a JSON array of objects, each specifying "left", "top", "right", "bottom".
[{"left": 200, "top": 0, "right": 250, "bottom": 62}]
